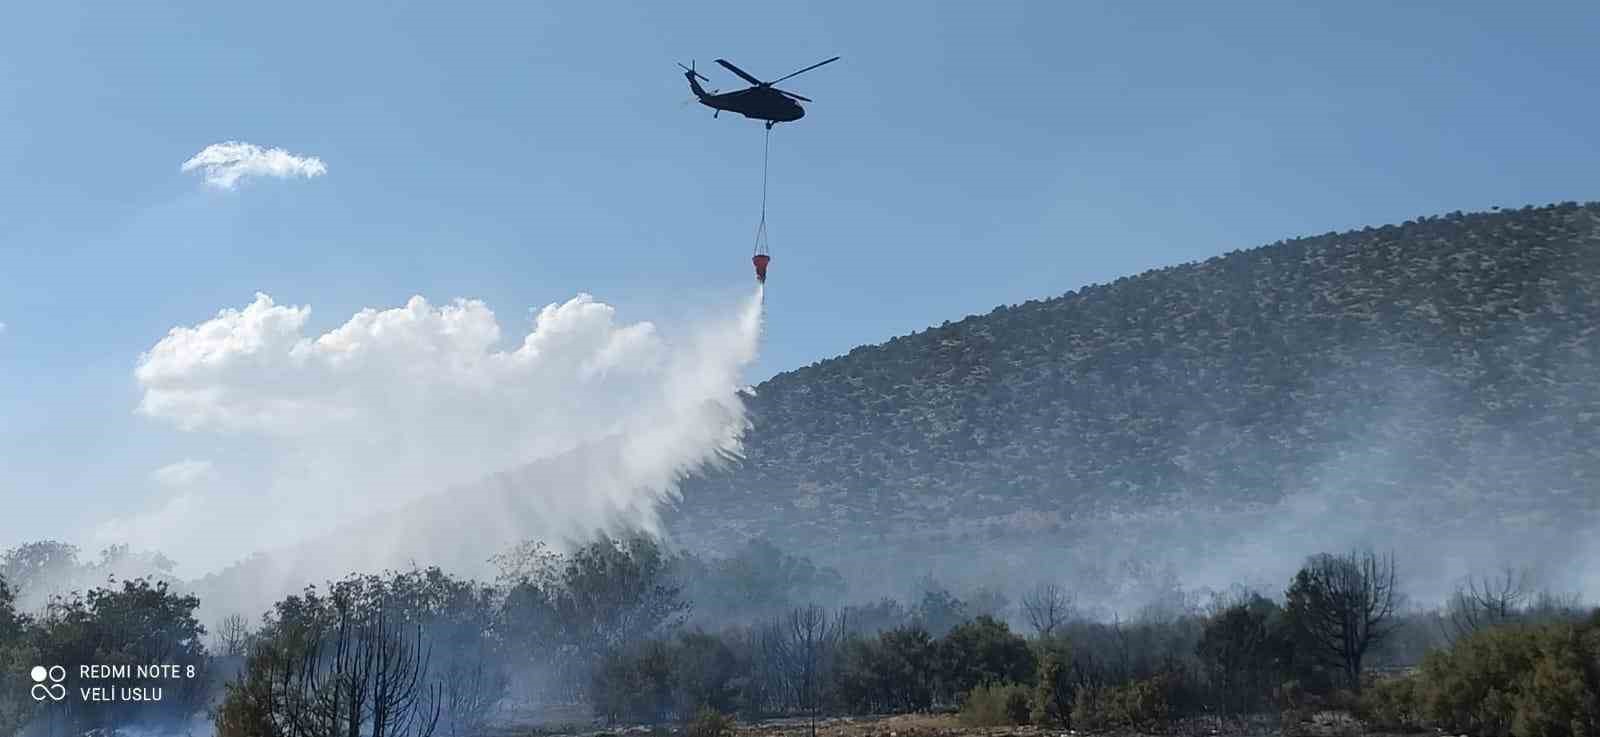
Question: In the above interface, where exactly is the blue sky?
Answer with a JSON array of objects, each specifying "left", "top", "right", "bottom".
[{"left": 1, "top": 0, "right": 1597, "bottom": 558}]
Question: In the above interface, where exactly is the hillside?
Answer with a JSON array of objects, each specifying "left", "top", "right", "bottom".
[{"left": 665, "top": 203, "right": 1600, "bottom": 592}]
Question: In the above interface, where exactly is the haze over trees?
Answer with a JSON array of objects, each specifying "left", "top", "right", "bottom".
[{"left": 3, "top": 531, "right": 1599, "bottom": 737}]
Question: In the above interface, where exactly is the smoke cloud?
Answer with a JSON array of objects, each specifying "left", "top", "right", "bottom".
[{"left": 103, "top": 288, "right": 764, "bottom": 591}]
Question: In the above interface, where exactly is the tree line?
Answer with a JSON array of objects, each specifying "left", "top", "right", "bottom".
[{"left": 2, "top": 538, "right": 1597, "bottom": 737}]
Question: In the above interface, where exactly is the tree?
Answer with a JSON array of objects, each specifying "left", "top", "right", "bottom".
[
  {"left": 840, "top": 597, "right": 910, "bottom": 636},
  {"left": 0, "top": 540, "right": 82, "bottom": 607},
  {"left": 215, "top": 612, "right": 254, "bottom": 657},
  {"left": 0, "top": 575, "right": 35, "bottom": 737},
  {"left": 836, "top": 626, "right": 937, "bottom": 714},
  {"left": 1285, "top": 550, "right": 1401, "bottom": 693},
  {"left": 1443, "top": 567, "right": 1533, "bottom": 643},
  {"left": 1, "top": 541, "right": 178, "bottom": 608},
  {"left": 0, "top": 575, "right": 23, "bottom": 643},
  {"left": 590, "top": 639, "right": 676, "bottom": 724},
  {"left": 496, "top": 534, "right": 688, "bottom": 702},
  {"left": 911, "top": 582, "right": 968, "bottom": 638},
  {"left": 770, "top": 605, "right": 844, "bottom": 734},
  {"left": 1196, "top": 595, "right": 1291, "bottom": 713},
  {"left": 939, "top": 616, "right": 1037, "bottom": 702},
  {"left": 32, "top": 578, "right": 211, "bottom": 734},
  {"left": 965, "top": 586, "right": 1010, "bottom": 621},
  {"left": 215, "top": 578, "right": 444, "bottom": 737},
  {"left": 1031, "top": 648, "right": 1073, "bottom": 727},
  {"left": 1022, "top": 582, "right": 1074, "bottom": 639},
  {"left": 673, "top": 631, "right": 744, "bottom": 716},
  {"left": 678, "top": 538, "right": 848, "bottom": 626}
]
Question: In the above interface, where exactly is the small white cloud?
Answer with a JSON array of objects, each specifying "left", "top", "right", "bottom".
[
  {"left": 151, "top": 459, "right": 217, "bottom": 488},
  {"left": 181, "top": 141, "right": 327, "bottom": 189}
]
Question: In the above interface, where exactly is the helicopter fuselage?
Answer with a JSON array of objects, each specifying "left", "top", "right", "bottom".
[{"left": 698, "top": 87, "right": 805, "bottom": 123}]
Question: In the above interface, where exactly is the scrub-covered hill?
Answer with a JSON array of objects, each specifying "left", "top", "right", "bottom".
[{"left": 667, "top": 202, "right": 1600, "bottom": 595}]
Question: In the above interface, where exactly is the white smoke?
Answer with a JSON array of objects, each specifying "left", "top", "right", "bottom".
[{"left": 102, "top": 288, "right": 764, "bottom": 583}]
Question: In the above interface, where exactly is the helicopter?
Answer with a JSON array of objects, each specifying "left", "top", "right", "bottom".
[{"left": 679, "top": 56, "right": 840, "bottom": 129}]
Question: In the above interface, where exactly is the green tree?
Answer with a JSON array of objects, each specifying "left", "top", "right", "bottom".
[
  {"left": 33, "top": 579, "right": 210, "bottom": 735},
  {"left": 835, "top": 626, "right": 937, "bottom": 714},
  {"left": 1285, "top": 550, "right": 1401, "bottom": 693},
  {"left": 0, "top": 576, "right": 37, "bottom": 737},
  {"left": 678, "top": 538, "right": 847, "bottom": 625},
  {"left": 910, "top": 576, "right": 968, "bottom": 638},
  {"left": 939, "top": 616, "right": 1036, "bottom": 702},
  {"left": 674, "top": 631, "right": 744, "bottom": 716},
  {"left": 497, "top": 534, "right": 689, "bottom": 701},
  {"left": 1196, "top": 595, "right": 1292, "bottom": 713}
]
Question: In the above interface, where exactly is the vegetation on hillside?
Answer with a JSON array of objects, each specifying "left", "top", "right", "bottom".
[{"left": 673, "top": 203, "right": 1600, "bottom": 556}]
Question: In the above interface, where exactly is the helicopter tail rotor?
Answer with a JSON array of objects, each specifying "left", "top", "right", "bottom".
[{"left": 677, "top": 60, "right": 710, "bottom": 82}]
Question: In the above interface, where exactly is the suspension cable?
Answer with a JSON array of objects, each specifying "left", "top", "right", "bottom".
[
  {"left": 761, "top": 125, "right": 771, "bottom": 218},
  {"left": 755, "top": 126, "right": 771, "bottom": 253}
]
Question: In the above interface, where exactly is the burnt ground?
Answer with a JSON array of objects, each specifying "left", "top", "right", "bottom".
[{"left": 492, "top": 711, "right": 1426, "bottom": 737}]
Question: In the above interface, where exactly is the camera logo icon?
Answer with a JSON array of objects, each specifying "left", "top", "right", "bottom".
[{"left": 30, "top": 665, "right": 66, "bottom": 702}]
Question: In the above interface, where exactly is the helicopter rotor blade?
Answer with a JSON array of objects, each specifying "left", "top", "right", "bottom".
[
  {"left": 771, "top": 56, "right": 839, "bottom": 84},
  {"left": 714, "top": 58, "right": 764, "bottom": 86},
  {"left": 774, "top": 88, "right": 812, "bottom": 103}
]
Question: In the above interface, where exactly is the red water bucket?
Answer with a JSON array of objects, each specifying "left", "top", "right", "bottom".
[{"left": 752, "top": 254, "right": 771, "bottom": 282}]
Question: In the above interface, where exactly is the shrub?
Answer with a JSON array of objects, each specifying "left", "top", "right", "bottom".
[
  {"left": 958, "top": 682, "right": 1032, "bottom": 727},
  {"left": 685, "top": 706, "right": 736, "bottom": 737},
  {"left": 1358, "top": 676, "right": 1422, "bottom": 732},
  {"left": 1409, "top": 619, "right": 1600, "bottom": 737},
  {"left": 1071, "top": 673, "right": 1174, "bottom": 731},
  {"left": 592, "top": 640, "right": 676, "bottom": 724},
  {"left": 1030, "top": 649, "right": 1072, "bottom": 727},
  {"left": 1507, "top": 626, "right": 1600, "bottom": 737},
  {"left": 1412, "top": 623, "right": 1539, "bottom": 735}
]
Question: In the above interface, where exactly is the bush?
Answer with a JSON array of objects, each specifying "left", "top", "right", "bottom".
[
  {"left": 1071, "top": 673, "right": 1174, "bottom": 731},
  {"left": 1030, "top": 648, "right": 1072, "bottom": 727},
  {"left": 685, "top": 707, "right": 736, "bottom": 737},
  {"left": 1358, "top": 675, "right": 1422, "bottom": 732},
  {"left": 592, "top": 640, "right": 677, "bottom": 724},
  {"left": 958, "top": 682, "right": 1032, "bottom": 727},
  {"left": 1409, "top": 619, "right": 1600, "bottom": 737}
]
